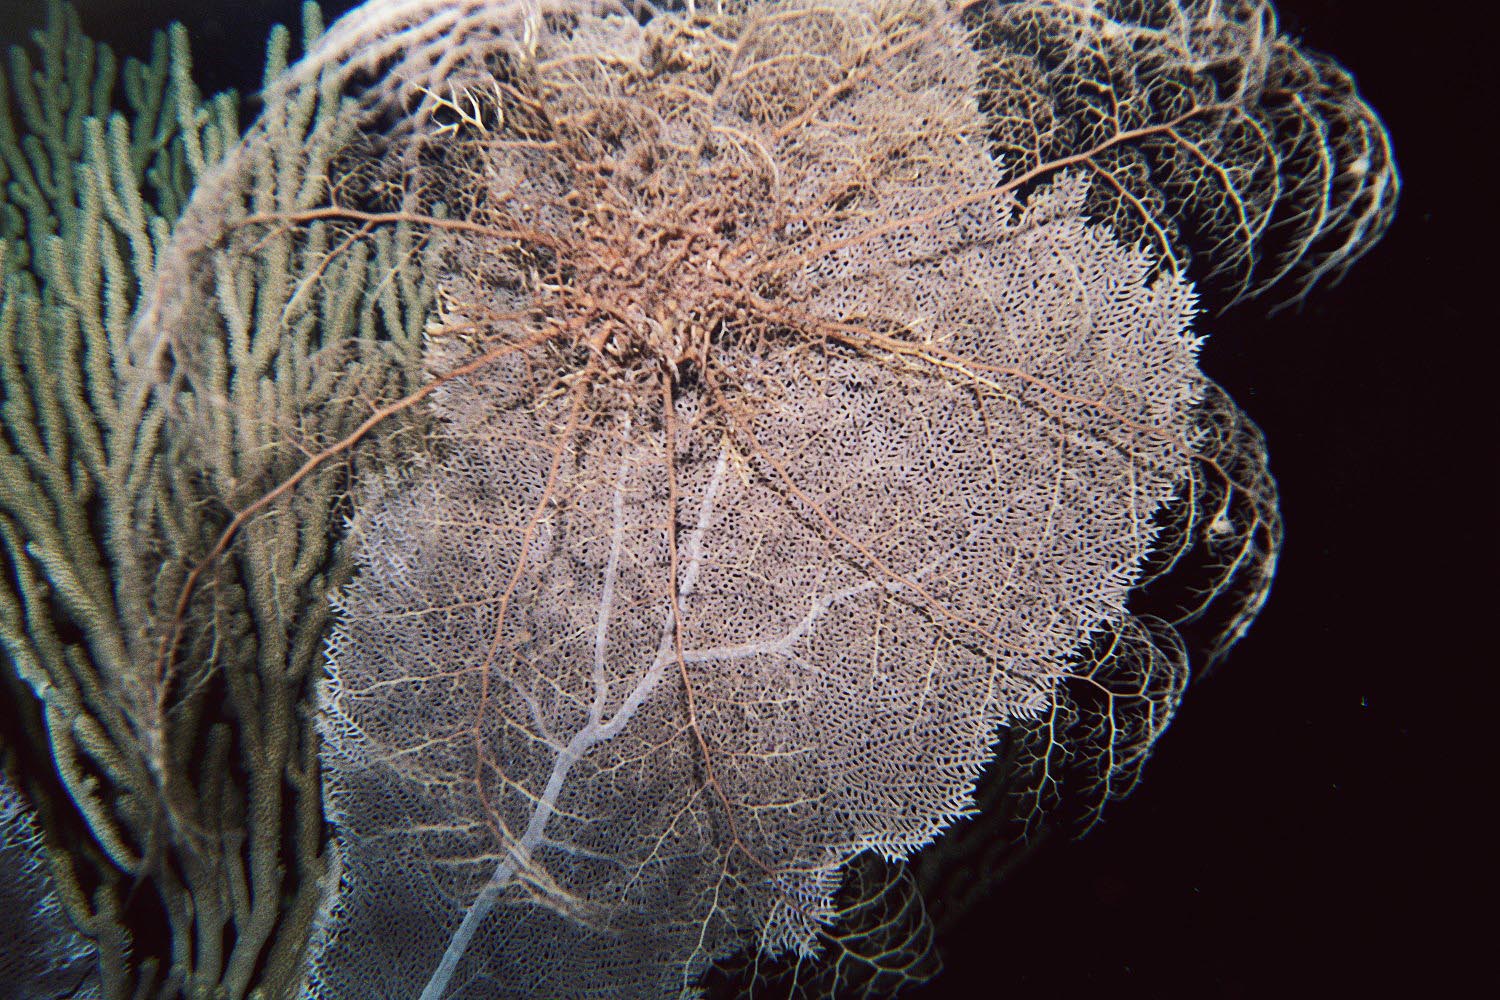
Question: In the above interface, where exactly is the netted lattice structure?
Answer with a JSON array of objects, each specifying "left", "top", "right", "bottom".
[
  {"left": 0, "top": 776, "right": 98, "bottom": 999},
  {"left": 120, "top": 0, "right": 1393, "bottom": 996}
]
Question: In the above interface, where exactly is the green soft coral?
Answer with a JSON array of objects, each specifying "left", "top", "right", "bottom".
[{"left": 0, "top": 4, "right": 434, "bottom": 996}]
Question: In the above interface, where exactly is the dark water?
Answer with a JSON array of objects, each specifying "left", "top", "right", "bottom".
[{"left": 0, "top": 2, "right": 1481, "bottom": 996}]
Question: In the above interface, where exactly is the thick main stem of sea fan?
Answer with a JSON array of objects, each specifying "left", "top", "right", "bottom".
[{"left": 418, "top": 448, "right": 731, "bottom": 1000}]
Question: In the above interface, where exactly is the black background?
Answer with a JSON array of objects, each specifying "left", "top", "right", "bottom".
[{"left": 1, "top": 2, "right": 1488, "bottom": 997}]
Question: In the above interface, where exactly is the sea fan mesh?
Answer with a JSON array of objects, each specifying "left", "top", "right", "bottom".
[
  {"left": 0, "top": 777, "right": 99, "bottom": 998},
  {"left": 300, "top": 2, "right": 1206, "bottom": 995},
  {"left": 0, "top": 0, "right": 1392, "bottom": 992}
]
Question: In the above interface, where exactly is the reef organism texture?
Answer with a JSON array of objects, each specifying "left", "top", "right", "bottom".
[
  {"left": 306, "top": 4, "right": 1201, "bottom": 995},
  {"left": 0, "top": 777, "right": 99, "bottom": 999},
  {"left": 119, "top": 0, "right": 1392, "bottom": 996}
]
